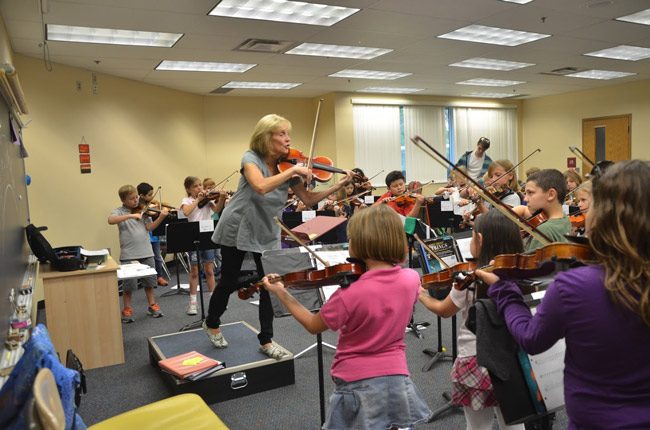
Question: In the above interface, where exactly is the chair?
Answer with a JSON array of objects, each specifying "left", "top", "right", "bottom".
[{"left": 33, "top": 368, "right": 229, "bottom": 430}]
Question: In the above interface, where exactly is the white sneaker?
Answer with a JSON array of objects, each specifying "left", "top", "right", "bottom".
[
  {"left": 186, "top": 302, "right": 198, "bottom": 315},
  {"left": 202, "top": 321, "right": 228, "bottom": 348}
]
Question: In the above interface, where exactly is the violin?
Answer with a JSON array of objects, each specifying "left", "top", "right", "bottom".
[
  {"left": 520, "top": 210, "right": 547, "bottom": 238},
  {"left": 197, "top": 189, "right": 232, "bottom": 209},
  {"left": 382, "top": 193, "right": 417, "bottom": 207},
  {"left": 238, "top": 261, "right": 365, "bottom": 300},
  {"left": 131, "top": 202, "right": 176, "bottom": 220},
  {"left": 443, "top": 243, "right": 595, "bottom": 298},
  {"left": 278, "top": 148, "right": 355, "bottom": 183},
  {"left": 420, "top": 261, "right": 478, "bottom": 290}
]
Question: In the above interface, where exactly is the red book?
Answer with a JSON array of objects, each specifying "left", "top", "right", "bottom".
[{"left": 158, "top": 351, "right": 222, "bottom": 379}]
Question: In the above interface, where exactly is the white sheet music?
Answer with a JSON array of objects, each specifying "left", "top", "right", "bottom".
[
  {"left": 456, "top": 237, "right": 473, "bottom": 262},
  {"left": 529, "top": 305, "right": 566, "bottom": 411},
  {"left": 312, "top": 250, "right": 351, "bottom": 302}
]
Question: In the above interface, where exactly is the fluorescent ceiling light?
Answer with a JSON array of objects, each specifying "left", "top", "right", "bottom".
[
  {"left": 156, "top": 61, "right": 256, "bottom": 72},
  {"left": 222, "top": 81, "right": 301, "bottom": 89},
  {"left": 616, "top": 8, "right": 650, "bottom": 26},
  {"left": 46, "top": 24, "right": 182, "bottom": 47},
  {"left": 584, "top": 45, "right": 650, "bottom": 61},
  {"left": 208, "top": 0, "right": 359, "bottom": 26},
  {"left": 356, "top": 87, "right": 424, "bottom": 94},
  {"left": 285, "top": 43, "right": 392, "bottom": 59},
  {"left": 565, "top": 70, "right": 636, "bottom": 80},
  {"left": 329, "top": 69, "right": 411, "bottom": 80},
  {"left": 450, "top": 57, "right": 534, "bottom": 71},
  {"left": 468, "top": 92, "right": 520, "bottom": 98},
  {"left": 438, "top": 24, "right": 550, "bottom": 46},
  {"left": 457, "top": 78, "right": 525, "bottom": 86},
  {"left": 500, "top": 0, "right": 533, "bottom": 4}
]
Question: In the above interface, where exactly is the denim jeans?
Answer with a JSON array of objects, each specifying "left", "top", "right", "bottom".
[{"left": 323, "top": 375, "right": 431, "bottom": 430}]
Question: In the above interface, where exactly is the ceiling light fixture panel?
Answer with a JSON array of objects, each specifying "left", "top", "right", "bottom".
[
  {"left": 616, "top": 8, "right": 650, "bottom": 26},
  {"left": 46, "top": 24, "right": 182, "bottom": 47},
  {"left": 286, "top": 43, "right": 392, "bottom": 59},
  {"left": 439, "top": 24, "right": 550, "bottom": 46},
  {"left": 156, "top": 61, "right": 256, "bottom": 72},
  {"left": 356, "top": 87, "right": 424, "bottom": 94},
  {"left": 208, "top": 0, "right": 359, "bottom": 26},
  {"left": 565, "top": 70, "right": 636, "bottom": 80},
  {"left": 450, "top": 57, "right": 535, "bottom": 71},
  {"left": 329, "top": 69, "right": 411, "bottom": 80},
  {"left": 499, "top": 0, "right": 534, "bottom": 4},
  {"left": 584, "top": 45, "right": 650, "bottom": 61},
  {"left": 468, "top": 92, "right": 520, "bottom": 98},
  {"left": 457, "top": 78, "right": 525, "bottom": 86},
  {"left": 222, "top": 81, "right": 301, "bottom": 89}
]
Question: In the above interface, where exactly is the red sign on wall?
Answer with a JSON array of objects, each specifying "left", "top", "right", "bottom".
[{"left": 567, "top": 157, "right": 576, "bottom": 168}]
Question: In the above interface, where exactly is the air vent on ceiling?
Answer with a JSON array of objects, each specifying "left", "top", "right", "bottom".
[
  {"left": 210, "top": 87, "right": 235, "bottom": 94},
  {"left": 234, "top": 38, "right": 295, "bottom": 54},
  {"left": 540, "top": 67, "right": 586, "bottom": 76}
]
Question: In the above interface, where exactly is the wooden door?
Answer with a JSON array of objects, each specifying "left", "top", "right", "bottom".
[{"left": 582, "top": 115, "right": 631, "bottom": 174}]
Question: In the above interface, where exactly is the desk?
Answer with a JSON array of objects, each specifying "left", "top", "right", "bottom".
[{"left": 39, "top": 256, "right": 124, "bottom": 369}]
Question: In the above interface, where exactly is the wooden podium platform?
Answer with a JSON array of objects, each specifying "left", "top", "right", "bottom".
[{"left": 39, "top": 256, "right": 124, "bottom": 369}]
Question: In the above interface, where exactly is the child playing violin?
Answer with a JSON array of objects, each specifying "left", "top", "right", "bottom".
[
  {"left": 510, "top": 169, "right": 570, "bottom": 251},
  {"left": 375, "top": 170, "right": 425, "bottom": 218},
  {"left": 180, "top": 176, "right": 224, "bottom": 315},
  {"left": 108, "top": 185, "right": 168, "bottom": 321},
  {"left": 569, "top": 180, "right": 591, "bottom": 236},
  {"left": 478, "top": 160, "right": 650, "bottom": 430},
  {"left": 137, "top": 182, "right": 168, "bottom": 287},
  {"left": 263, "top": 204, "right": 431, "bottom": 429},
  {"left": 419, "top": 210, "right": 524, "bottom": 430}
]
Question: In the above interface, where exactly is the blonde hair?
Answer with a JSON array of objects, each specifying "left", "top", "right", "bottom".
[
  {"left": 588, "top": 160, "right": 650, "bottom": 327},
  {"left": 183, "top": 176, "right": 200, "bottom": 196},
  {"left": 249, "top": 114, "right": 291, "bottom": 158},
  {"left": 563, "top": 169, "right": 583, "bottom": 187},
  {"left": 575, "top": 180, "right": 592, "bottom": 198},
  {"left": 489, "top": 159, "right": 519, "bottom": 192},
  {"left": 347, "top": 204, "right": 407, "bottom": 265},
  {"left": 118, "top": 185, "right": 136, "bottom": 201},
  {"left": 525, "top": 167, "right": 540, "bottom": 180}
]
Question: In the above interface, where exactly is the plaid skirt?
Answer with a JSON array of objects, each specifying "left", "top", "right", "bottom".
[{"left": 450, "top": 355, "right": 498, "bottom": 410}]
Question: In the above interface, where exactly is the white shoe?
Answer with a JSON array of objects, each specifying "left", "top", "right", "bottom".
[{"left": 186, "top": 302, "right": 198, "bottom": 315}]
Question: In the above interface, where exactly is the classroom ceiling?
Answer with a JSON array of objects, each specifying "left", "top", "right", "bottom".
[{"left": 2, "top": 0, "right": 650, "bottom": 99}]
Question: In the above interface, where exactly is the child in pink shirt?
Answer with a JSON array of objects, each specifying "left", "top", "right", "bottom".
[{"left": 263, "top": 204, "right": 431, "bottom": 429}]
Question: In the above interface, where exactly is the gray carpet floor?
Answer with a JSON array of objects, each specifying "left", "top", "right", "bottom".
[{"left": 66, "top": 267, "right": 567, "bottom": 429}]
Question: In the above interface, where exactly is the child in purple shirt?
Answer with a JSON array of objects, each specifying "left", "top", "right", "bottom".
[
  {"left": 478, "top": 160, "right": 650, "bottom": 430},
  {"left": 263, "top": 204, "right": 431, "bottom": 429}
]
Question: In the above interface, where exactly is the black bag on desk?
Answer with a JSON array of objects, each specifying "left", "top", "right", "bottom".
[{"left": 25, "top": 224, "right": 85, "bottom": 272}]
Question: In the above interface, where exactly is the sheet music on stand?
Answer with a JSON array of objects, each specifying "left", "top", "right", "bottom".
[{"left": 527, "top": 293, "right": 566, "bottom": 412}]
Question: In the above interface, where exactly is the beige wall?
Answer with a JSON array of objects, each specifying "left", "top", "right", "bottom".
[
  {"left": 521, "top": 79, "right": 650, "bottom": 173},
  {"left": 18, "top": 55, "right": 205, "bottom": 255}
]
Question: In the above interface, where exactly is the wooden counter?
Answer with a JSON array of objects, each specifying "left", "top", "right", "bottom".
[{"left": 39, "top": 256, "right": 124, "bottom": 369}]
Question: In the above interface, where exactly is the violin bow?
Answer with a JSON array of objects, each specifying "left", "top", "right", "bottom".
[
  {"left": 457, "top": 148, "right": 541, "bottom": 195},
  {"left": 213, "top": 170, "right": 239, "bottom": 189},
  {"left": 305, "top": 98, "right": 324, "bottom": 181},
  {"left": 334, "top": 189, "right": 371, "bottom": 206},
  {"left": 273, "top": 216, "right": 330, "bottom": 268},
  {"left": 410, "top": 136, "right": 553, "bottom": 246},
  {"left": 569, "top": 146, "right": 596, "bottom": 168},
  {"left": 413, "top": 234, "right": 450, "bottom": 269}
]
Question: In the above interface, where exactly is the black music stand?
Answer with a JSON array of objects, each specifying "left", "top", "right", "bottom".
[
  {"left": 160, "top": 218, "right": 189, "bottom": 298},
  {"left": 416, "top": 235, "right": 463, "bottom": 422},
  {"left": 166, "top": 220, "right": 218, "bottom": 331},
  {"left": 404, "top": 217, "right": 431, "bottom": 339},
  {"left": 261, "top": 245, "right": 346, "bottom": 427}
]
